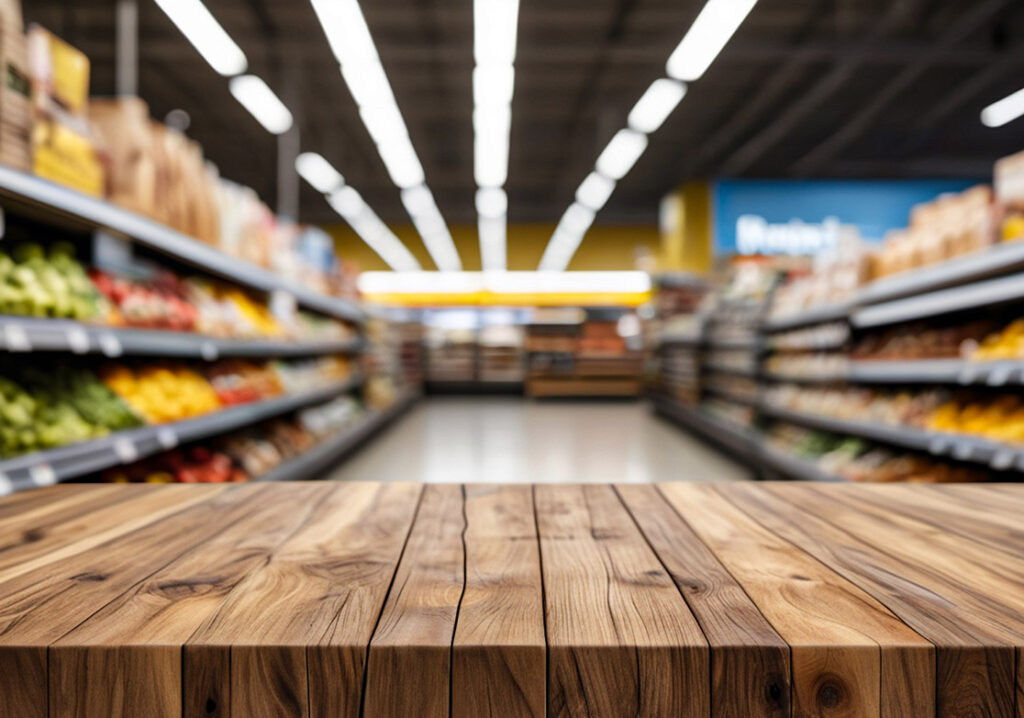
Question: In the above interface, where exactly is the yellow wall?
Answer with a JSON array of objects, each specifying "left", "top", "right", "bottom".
[
  {"left": 327, "top": 222, "right": 661, "bottom": 272},
  {"left": 659, "top": 181, "right": 713, "bottom": 273}
]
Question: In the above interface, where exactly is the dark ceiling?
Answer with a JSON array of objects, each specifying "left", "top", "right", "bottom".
[{"left": 26, "top": 0, "right": 1024, "bottom": 230}]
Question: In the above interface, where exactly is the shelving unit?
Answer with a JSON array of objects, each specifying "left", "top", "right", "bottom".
[
  {"left": 0, "top": 317, "right": 363, "bottom": 358},
  {"left": 0, "top": 375, "right": 364, "bottom": 494},
  {"left": 0, "top": 166, "right": 365, "bottom": 323},
  {"left": 256, "top": 388, "right": 420, "bottom": 483}
]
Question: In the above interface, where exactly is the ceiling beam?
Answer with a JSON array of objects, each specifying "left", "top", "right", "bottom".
[
  {"left": 716, "top": 0, "right": 925, "bottom": 177},
  {"left": 789, "top": 0, "right": 1013, "bottom": 176}
]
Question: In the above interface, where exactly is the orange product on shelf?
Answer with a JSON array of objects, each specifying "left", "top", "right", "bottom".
[{"left": 101, "top": 363, "right": 221, "bottom": 424}]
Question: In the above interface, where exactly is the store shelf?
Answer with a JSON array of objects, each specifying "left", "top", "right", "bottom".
[
  {"left": 758, "top": 444, "right": 846, "bottom": 482},
  {"left": 704, "top": 385, "right": 759, "bottom": 407},
  {"left": 0, "top": 374, "right": 364, "bottom": 494},
  {"left": 762, "top": 370, "right": 849, "bottom": 384},
  {"left": 705, "top": 365, "right": 759, "bottom": 379},
  {"left": 759, "top": 403, "right": 1022, "bottom": 471},
  {"left": 762, "top": 301, "right": 851, "bottom": 332},
  {"left": 846, "top": 359, "right": 1024, "bottom": 385},
  {"left": 706, "top": 335, "right": 759, "bottom": 350},
  {"left": 652, "top": 395, "right": 758, "bottom": 463},
  {"left": 0, "top": 316, "right": 363, "bottom": 358},
  {"left": 0, "top": 166, "right": 364, "bottom": 323},
  {"left": 257, "top": 389, "right": 419, "bottom": 483},
  {"left": 857, "top": 241, "right": 1024, "bottom": 305},
  {"left": 853, "top": 272, "right": 1024, "bottom": 328},
  {"left": 656, "top": 333, "right": 703, "bottom": 349}
]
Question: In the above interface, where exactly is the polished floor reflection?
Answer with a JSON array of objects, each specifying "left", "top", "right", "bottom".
[{"left": 328, "top": 397, "right": 751, "bottom": 484}]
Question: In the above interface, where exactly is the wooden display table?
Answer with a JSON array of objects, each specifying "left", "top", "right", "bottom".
[{"left": 0, "top": 481, "right": 1021, "bottom": 717}]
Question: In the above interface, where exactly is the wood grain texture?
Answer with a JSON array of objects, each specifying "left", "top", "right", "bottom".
[
  {"left": 52, "top": 483, "right": 327, "bottom": 718},
  {"left": 616, "top": 483, "right": 791, "bottom": 717},
  {"left": 0, "top": 481, "right": 1020, "bottom": 717},
  {"left": 452, "top": 484, "right": 545, "bottom": 718},
  {"left": 536, "top": 484, "right": 709, "bottom": 717},
  {"left": 659, "top": 482, "right": 934, "bottom": 718},
  {"left": 364, "top": 483, "right": 465, "bottom": 718},
  {"left": 187, "top": 481, "right": 423, "bottom": 718},
  {"left": 747, "top": 483, "right": 1023, "bottom": 717}
]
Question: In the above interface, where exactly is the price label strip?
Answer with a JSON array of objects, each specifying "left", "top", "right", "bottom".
[
  {"left": 114, "top": 438, "right": 138, "bottom": 464},
  {"left": 0, "top": 471, "right": 12, "bottom": 497},
  {"left": 157, "top": 427, "right": 178, "bottom": 450},
  {"left": 29, "top": 463, "right": 57, "bottom": 487},
  {"left": 3, "top": 324, "right": 31, "bottom": 352},
  {"left": 200, "top": 341, "right": 219, "bottom": 362},
  {"left": 991, "top": 449, "right": 1015, "bottom": 471},
  {"left": 98, "top": 332, "right": 123, "bottom": 358},
  {"left": 66, "top": 326, "right": 91, "bottom": 354}
]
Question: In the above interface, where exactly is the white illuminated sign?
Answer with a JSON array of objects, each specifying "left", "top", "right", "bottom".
[{"left": 735, "top": 215, "right": 842, "bottom": 255}]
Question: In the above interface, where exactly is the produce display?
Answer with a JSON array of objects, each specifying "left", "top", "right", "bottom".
[
  {"left": 766, "top": 425, "right": 989, "bottom": 483},
  {"left": 701, "top": 397, "right": 754, "bottom": 428},
  {"left": 704, "top": 373, "right": 757, "bottom": 402},
  {"left": 0, "top": 240, "right": 357, "bottom": 342},
  {"left": 928, "top": 395, "right": 1024, "bottom": 444},
  {"left": 852, "top": 320, "right": 994, "bottom": 361},
  {"left": 0, "top": 242, "right": 106, "bottom": 319},
  {"left": 766, "top": 353, "right": 848, "bottom": 378},
  {"left": 705, "top": 349, "right": 757, "bottom": 373},
  {"left": 102, "top": 363, "right": 222, "bottom": 423},
  {"left": 0, "top": 363, "right": 141, "bottom": 457},
  {"left": 99, "top": 395, "right": 365, "bottom": 484},
  {"left": 203, "top": 361, "right": 282, "bottom": 407},
  {"left": 769, "top": 321, "right": 849, "bottom": 351},
  {"left": 768, "top": 235, "right": 868, "bottom": 321},
  {"left": 765, "top": 384, "right": 945, "bottom": 428},
  {"left": 974, "top": 319, "right": 1024, "bottom": 360}
]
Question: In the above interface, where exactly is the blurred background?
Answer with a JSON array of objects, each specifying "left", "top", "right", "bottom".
[{"left": 1, "top": 0, "right": 1024, "bottom": 490}]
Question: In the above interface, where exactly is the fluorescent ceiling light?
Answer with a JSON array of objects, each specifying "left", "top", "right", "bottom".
[
  {"left": 473, "top": 104, "right": 512, "bottom": 134},
  {"left": 561, "top": 203, "right": 596, "bottom": 234},
  {"left": 310, "top": 0, "right": 379, "bottom": 66},
  {"left": 229, "top": 75, "right": 293, "bottom": 134},
  {"left": 475, "top": 134, "right": 510, "bottom": 187},
  {"left": 474, "top": 0, "right": 521, "bottom": 66},
  {"left": 359, "top": 271, "right": 651, "bottom": 295},
  {"left": 981, "top": 86, "right": 1024, "bottom": 128},
  {"left": 595, "top": 129, "right": 648, "bottom": 180},
  {"left": 360, "top": 103, "right": 409, "bottom": 146},
  {"left": 476, "top": 187, "right": 508, "bottom": 218},
  {"left": 341, "top": 60, "right": 395, "bottom": 110},
  {"left": 377, "top": 138, "right": 425, "bottom": 189},
  {"left": 628, "top": 79, "right": 687, "bottom": 133},
  {"left": 478, "top": 216, "right": 507, "bottom": 272},
  {"left": 666, "top": 0, "right": 758, "bottom": 82},
  {"left": 154, "top": 0, "right": 247, "bottom": 76},
  {"left": 328, "top": 186, "right": 366, "bottom": 219},
  {"left": 575, "top": 172, "right": 616, "bottom": 211},
  {"left": 474, "top": 65, "right": 515, "bottom": 106},
  {"left": 326, "top": 193, "right": 420, "bottom": 272},
  {"left": 295, "top": 152, "right": 344, "bottom": 193},
  {"left": 400, "top": 184, "right": 435, "bottom": 217}
]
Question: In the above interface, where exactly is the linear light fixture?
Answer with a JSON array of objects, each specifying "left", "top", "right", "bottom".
[
  {"left": 666, "top": 0, "right": 758, "bottom": 82},
  {"left": 295, "top": 152, "right": 344, "bottom": 194},
  {"left": 153, "top": 0, "right": 247, "bottom": 76},
  {"left": 628, "top": 79, "right": 688, "bottom": 134},
  {"left": 538, "top": 0, "right": 757, "bottom": 271},
  {"left": 328, "top": 187, "right": 421, "bottom": 272},
  {"left": 309, "top": 0, "right": 460, "bottom": 271},
  {"left": 981, "top": 86, "right": 1024, "bottom": 128},
  {"left": 228, "top": 75, "right": 293, "bottom": 134},
  {"left": 358, "top": 270, "right": 651, "bottom": 296},
  {"left": 473, "top": 0, "right": 520, "bottom": 272}
]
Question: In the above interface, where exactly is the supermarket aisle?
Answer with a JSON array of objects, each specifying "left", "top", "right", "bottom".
[{"left": 328, "top": 397, "right": 751, "bottom": 484}]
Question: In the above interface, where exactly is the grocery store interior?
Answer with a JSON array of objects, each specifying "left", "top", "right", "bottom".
[{"left": 3, "top": 0, "right": 1024, "bottom": 715}]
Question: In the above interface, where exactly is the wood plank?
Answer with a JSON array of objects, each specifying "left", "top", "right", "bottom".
[
  {"left": 535, "top": 484, "right": 708, "bottom": 718},
  {"left": 49, "top": 483, "right": 328, "bottom": 718},
  {"left": 0, "top": 484, "right": 248, "bottom": 718},
  {"left": 757, "top": 483, "right": 1024, "bottom": 717},
  {"left": 0, "top": 483, "right": 226, "bottom": 584},
  {"left": 659, "top": 482, "right": 934, "bottom": 718},
  {"left": 616, "top": 483, "right": 790, "bottom": 717},
  {"left": 186, "top": 481, "right": 423, "bottom": 718},
  {"left": 452, "top": 484, "right": 545, "bottom": 718},
  {"left": 364, "top": 484, "right": 465, "bottom": 718}
]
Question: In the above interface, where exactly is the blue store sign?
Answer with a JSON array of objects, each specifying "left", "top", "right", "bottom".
[{"left": 713, "top": 179, "right": 977, "bottom": 255}]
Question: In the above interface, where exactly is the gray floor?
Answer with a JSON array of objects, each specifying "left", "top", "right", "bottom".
[{"left": 327, "top": 397, "right": 752, "bottom": 484}]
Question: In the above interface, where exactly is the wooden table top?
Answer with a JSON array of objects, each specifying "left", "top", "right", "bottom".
[{"left": 0, "top": 481, "right": 1021, "bottom": 717}]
